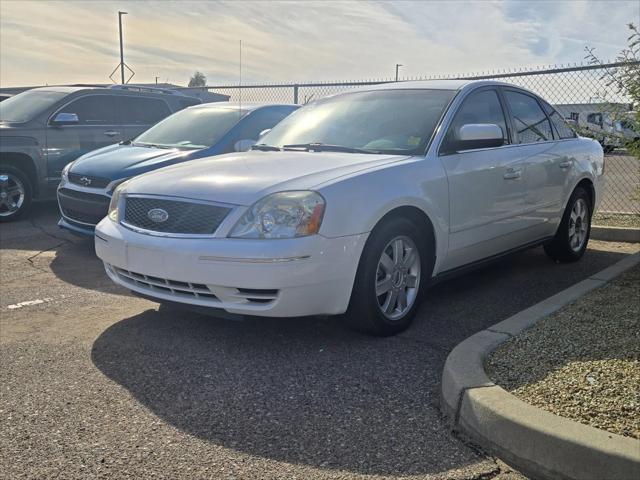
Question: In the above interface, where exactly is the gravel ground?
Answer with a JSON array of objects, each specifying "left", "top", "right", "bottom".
[
  {"left": 487, "top": 265, "right": 640, "bottom": 439},
  {"left": 593, "top": 213, "right": 640, "bottom": 228},
  {"left": 1, "top": 202, "right": 638, "bottom": 479}
]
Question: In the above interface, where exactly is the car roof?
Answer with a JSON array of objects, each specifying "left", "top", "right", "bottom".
[
  {"left": 27, "top": 85, "right": 191, "bottom": 97},
  {"left": 188, "top": 102, "right": 299, "bottom": 111},
  {"left": 358, "top": 79, "right": 520, "bottom": 92},
  {"left": 30, "top": 86, "right": 89, "bottom": 94}
]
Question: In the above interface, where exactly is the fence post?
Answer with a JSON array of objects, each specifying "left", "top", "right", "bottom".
[{"left": 293, "top": 84, "right": 299, "bottom": 104}]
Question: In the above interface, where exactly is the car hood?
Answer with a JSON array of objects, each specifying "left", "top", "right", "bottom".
[
  {"left": 125, "top": 150, "right": 409, "bottom": 206},
  {"left": 70, "top": 143, "right": 197, "bottom": 181}
]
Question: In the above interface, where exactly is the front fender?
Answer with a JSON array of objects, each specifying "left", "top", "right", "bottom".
[{"left": 316, "top": 156, "right": 450, "bottom": 276}]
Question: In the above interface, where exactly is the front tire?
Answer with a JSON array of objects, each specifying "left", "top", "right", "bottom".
[
  {"left": 0, "top": 165, "right": 32, "bottom": 222},
  {"left": 544, "top": 187, "right": 591, "bottom": 262},
  {"left": 345, "top": 216, "right": 433, "bottom": 336}
]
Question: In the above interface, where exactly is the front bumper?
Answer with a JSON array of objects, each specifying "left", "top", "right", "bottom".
[
  {"left": 58, "top": 216, "right": 95, "bottom": 236},
  {"left": 94, "top": 218, "right": 369, "bottom": 317},
  {"left": 57, "top": 186, "right": 111, "bottom": 235}
]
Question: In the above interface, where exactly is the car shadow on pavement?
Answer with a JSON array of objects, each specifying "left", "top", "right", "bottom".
[
  {"left": 91, "top": 309, "right": 483, "bottom": 476},
  {"left": 90, "top": 246, "right": 631, "bottom": 476},
  {"left": 0, "top": 201, "right": 128, "bottom": 297}
]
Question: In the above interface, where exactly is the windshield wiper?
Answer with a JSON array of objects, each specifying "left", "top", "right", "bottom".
[
  {"left": 282, "top": 143, "right": 381, "bottom": 154},
  {"left": 251, "top": 143, "right": 281, "bottom": 151},
  {"left": 133, "top": 142, "right": 174, "bottom": 149}
]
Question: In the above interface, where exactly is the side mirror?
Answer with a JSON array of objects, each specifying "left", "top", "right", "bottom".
[
  {"left": 234, "top": 139, "right": 256, "bottom": 152},
  {"left": 51, "top": 112, "right": 79, "bottom": 126},
  {"left": 455, "top": 124, "right": 504, "bottom": 151},
  {"left": 258, "top": 128, "right": 271, "bottom": 139}
]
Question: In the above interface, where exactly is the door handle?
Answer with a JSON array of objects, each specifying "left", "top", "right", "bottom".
[
  {"left": 559, "top": 160, "right": 571, "bottom": 169},
  {"left": 104, "top": 130, "right": 120, "bottom": 137},
  {"left": 503, "top": 169, "right": 521, "bottom": 180}
]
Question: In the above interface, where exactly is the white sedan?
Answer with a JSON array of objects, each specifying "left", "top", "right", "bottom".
[{"left": 95, "top": 80, "right": 604, "bottom": 335}]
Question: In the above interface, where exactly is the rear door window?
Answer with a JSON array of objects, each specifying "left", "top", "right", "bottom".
[
  {"left": 56, "top": 95, "right": 118, "bottom": 125},
  {"left": 119, "top": 97, "right": 171, "bottom": 125},
  {"left": 542, "top": 102, "right": 577, "bottom": 139},
  {"left": 504, "top": 90, "right": 554, "bottom": 143}
]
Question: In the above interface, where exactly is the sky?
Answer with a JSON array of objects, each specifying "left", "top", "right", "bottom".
[{"left": 0, "top": 0, "right": 638, "bottom": 88}]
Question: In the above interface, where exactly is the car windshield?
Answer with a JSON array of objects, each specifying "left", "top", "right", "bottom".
[
  {"left": 0, "top": 90, "right": 68, "bottom": 123},
  {"left": 260, "top": 89, "right": 457, "bottom": 155},
  {"left": 134, "top": 106, "right": 246, "bottom": 149}
]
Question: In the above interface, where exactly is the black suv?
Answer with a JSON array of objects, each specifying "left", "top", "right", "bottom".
[{"left": 0, "top": 85, "right": 200, "bottom": 221}]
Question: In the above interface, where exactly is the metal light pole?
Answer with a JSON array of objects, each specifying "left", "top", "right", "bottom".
[
  {"left": 395, "top": 64, "right": 403, "bottom": 82},
  {"left": 118, "top": 11, "right": 128, "bottom": 84}
]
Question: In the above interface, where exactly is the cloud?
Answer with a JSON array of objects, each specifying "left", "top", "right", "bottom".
[{"left": 0, "top": 0, "right": 637, "bottom": 87}]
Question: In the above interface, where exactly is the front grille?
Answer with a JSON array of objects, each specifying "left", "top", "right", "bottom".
[
  {"left": 59, "top": 188, "right": 109, "bottom": 202},
  {"left": 68, "top": 173, "right": 111, "bottom": 189},
  {"left": 60, "top": 206, "right": 103, "bottom": 225},
  {"left": 58, "top": 188, "right": 110, "bottom": 225},
  {"left": 107, "top": 265, "right": 279, "bottom": 307},
  {"left": 123, "top": 197, "right": 231, "bottom": 235}
]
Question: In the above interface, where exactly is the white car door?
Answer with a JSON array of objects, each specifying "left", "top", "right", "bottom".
[
  {"left": 502, "top": 89, "right": 568, "bottom": 239},
  {"left": 438, "top": 87, "right": 528, "bottom": 271}
]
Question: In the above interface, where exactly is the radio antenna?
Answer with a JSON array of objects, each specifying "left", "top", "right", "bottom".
[{"left": 239, "top": 39, "right": 242, "bottom": 119}]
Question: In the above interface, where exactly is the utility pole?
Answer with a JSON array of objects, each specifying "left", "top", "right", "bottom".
[
  {"left": 395, "top": 64, "right": 403, "bottom": 82},
  {"left": 118, "top": 11, "right": 128, "bottom": 84}
]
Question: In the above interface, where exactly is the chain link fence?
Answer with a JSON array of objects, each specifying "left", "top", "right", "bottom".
[{"left": 201, "top": 62, "right": 639, "bottom": 224}]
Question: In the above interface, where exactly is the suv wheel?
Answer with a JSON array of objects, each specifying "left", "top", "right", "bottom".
[
  {"left": 544, "top": 187, "right": 591, "bottom": 262},
  {"left": 0, "top": 165, "right": 32, "bottom": 222},
  {"left": 345, "top": 216, "right": 433, "bottom": 336}
]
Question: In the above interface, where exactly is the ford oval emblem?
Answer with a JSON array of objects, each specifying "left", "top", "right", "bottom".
[{"left": 147, "top": 208, "right": 169, "bottom": 223}]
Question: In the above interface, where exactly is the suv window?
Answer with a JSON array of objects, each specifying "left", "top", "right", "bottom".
[
  {"left": 504, "top": 91, "right": 554, "bottom": 143},
  {"left": 587, "top": 113, "right": 603, "bottom": 126},
  {"left": 542, "top": 102, "right": 576, "bottom": 139},
  {"left": 441, "top": 89, "right": 508, "bottom": 153},
  {"left": 236, "top": 107, "right": 295, "bottom": 141},
  {"left": 119, "top": 97, "right": 171, "bottom": 125},
  {"left": 57, "top": 95, "right": 118, "bottom": 125}
]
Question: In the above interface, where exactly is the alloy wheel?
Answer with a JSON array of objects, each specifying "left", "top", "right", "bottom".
[
  {"left": 0, "top": 173, "right": 25, "bottom": 217},
  {"left": 569, "top": 197, "right": 589, "bottom": 252},
  {"left": 375, "top": 235, "right": 421, "bottom": 321}
]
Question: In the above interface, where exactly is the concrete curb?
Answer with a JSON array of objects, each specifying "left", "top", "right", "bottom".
[
  {"left": 441, "top": 252, "right": 640, "bottom": 480},
  {"left": 591, "top": 225, "right": 640, "bottom": 243}
]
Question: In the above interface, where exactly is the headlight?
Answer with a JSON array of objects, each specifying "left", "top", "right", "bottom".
[
  {"left": 60, "top": 161, "right": 75, "bottom": 182},
  {"left": 229, "top": 191, "right": 325, "bottom": 239},
  {"left": 107, "top": 180, "right": 130, "bottom": 222}
]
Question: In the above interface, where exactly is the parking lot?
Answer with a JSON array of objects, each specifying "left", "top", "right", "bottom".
[{"left": 1, "top": 202, "right": 638, "bottom": 480}]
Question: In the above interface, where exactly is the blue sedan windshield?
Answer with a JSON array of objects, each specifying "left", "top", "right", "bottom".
[{"left": 135, "top": 107, "right": 247, "bottom": 149}]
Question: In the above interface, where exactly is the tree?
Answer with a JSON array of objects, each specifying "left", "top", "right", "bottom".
[
  {"left": 188, "top": 71, "right": 207, "bottom": 87},
  {"left": 585, "top": 23, "right": 640, "bottom": 158}
]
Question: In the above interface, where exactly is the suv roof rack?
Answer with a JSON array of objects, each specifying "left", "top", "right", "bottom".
[{"left": 108, "top": 84, "right": 186, "bottom": 96}]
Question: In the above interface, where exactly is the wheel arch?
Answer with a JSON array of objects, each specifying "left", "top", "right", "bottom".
[
  {"left": 366, "top": 202, "right": 444, "bottom": 276},
  {"left": 0, "top": 152, "right": 38, "bottom": 196},
  {"left": 574, "top": 177, "right": 595, "bottom": 211}
]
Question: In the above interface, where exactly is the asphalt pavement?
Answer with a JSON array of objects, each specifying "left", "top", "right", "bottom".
[{"left": 1, "top": 202, "right": 637, "bottom": 480}]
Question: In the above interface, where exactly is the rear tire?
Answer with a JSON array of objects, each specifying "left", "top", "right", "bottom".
[
  {"left": 544, "top": 187, "right": 591, "bottom": 263},
  {"left": 344, "top": 216, "right": 433, "bottom": 336},
  {"left": 0, "top": 165, "right": 33, "bottom": 222}
]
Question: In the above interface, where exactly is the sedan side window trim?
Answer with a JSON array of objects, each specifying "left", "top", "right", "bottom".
[
  {"left": 500, "top": 88, "right": 557, "bottom": 145},
  {"left": 436, "top": 86, "right": 511, "bottom": 156}
]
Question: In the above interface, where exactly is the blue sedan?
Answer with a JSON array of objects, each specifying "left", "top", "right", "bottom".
[{"left": 57, "top": 102, "right": 298, "bottom": 235}]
